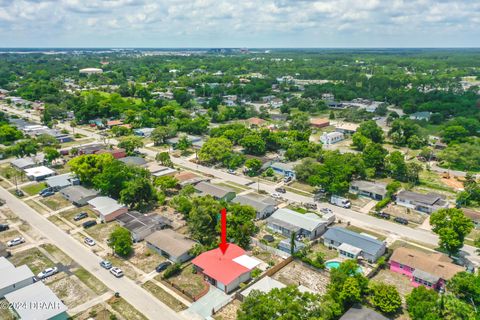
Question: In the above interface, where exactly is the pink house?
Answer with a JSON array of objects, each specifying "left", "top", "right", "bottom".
[{"left": 389, "top": 247, "right": 464, "bottom": 290}]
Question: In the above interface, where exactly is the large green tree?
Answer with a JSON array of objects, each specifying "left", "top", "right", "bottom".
[
  {"left": 430, "top": 208, "right": 474, "bottom": 256},
  {"left": 109, "top": 227, "right": 133, "bottom": 257},
  {"left": 368, "top": 282, "right": 402, "bottom": 314},
  {"left": 198, "top": 137, "right": 233, "bottom": 164}
]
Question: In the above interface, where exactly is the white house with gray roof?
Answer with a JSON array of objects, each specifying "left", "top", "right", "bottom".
[
  {"left": 396, "top": 190, "right": 449, "bottom": 214},
  {"left": 349, "top": 180, "right": 388, "bottom": 200},
  {"left": 232, "top": 194, "right": 277, "bottom": 219},
  {"left": 322, "top": 227, "right": 386, "bottom": 262},
  {"left": 267, "top": 208, "right": 327, "bottom": 240},
  {"left": 87, "top": 196, "right": 128, "bottom": 222},
  {"left": 194, "top": 182, "right": 236, "bottom": 202}
]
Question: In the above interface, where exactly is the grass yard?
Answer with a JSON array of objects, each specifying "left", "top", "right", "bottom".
[
  {"left": 389, "top": 240, "right": 436, "bottom": 255},
  {"left": 25, "top": 199, "right": 50, "bottom": 214},
  {"left": 107, "top": 297, "right": 148, "bottom": 320},
  {"left": 142, "top": 281, "right": 187, "bottom": 312},
  {"left": 39, "top": 193, "right": 72, "bottom": 211},
  {"left": 0, "top": 229, "right": 24, "bottom": 243},
  {"left": 214, "top": 299, "right": 241, "bottom": 320},
  {"left": 308, "top": 242, "right": 339, "bottom": 261},
  {"left": 159, "top": 264, "right": 207, "bottom": 299},
  {"left": 48, "top": 215, "right": 73, "bottom": 232},
  {"left": 345, "top": 225, "right": 387, "bottom": 241},
  {"left": 85, "top": 221, "right": 120, "bottom": 244},
  {"left": 73, "top": 268, "right": 109, "bottom": 295},
  {"left": 10, "top": 247, "right": 54, "bottom": 275},
  {"left": 60, "top": 207, "right": 96, "bottom": 226},
  {"left": 214, "top": 182, "right": 247, "bottom": 193},
  {"left": 371, "top": 269, "right": 414, "bottom": 301},
  {"left": 40, "top": 243, "right": 73, "bottom": 265},
  {"left": 106, "top": 255, "right": 139, "bottom": 279},
  {"left": 21, "top": 182, "right": 47, "bottom": 196},
  {"left": 288, "top": 181, "right": 315, "bottom": 193},
  {"left": 0, "top": 164, "right": 29, "bottom": 184}
]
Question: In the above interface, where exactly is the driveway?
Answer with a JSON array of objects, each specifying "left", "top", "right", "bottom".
[{"left": 185, "top": 285, "right": 230, "bottom": 319}]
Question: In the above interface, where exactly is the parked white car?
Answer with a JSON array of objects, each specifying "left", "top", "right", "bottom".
[
  {"left": 110, "top": 267, "right": 123, "bottom": 278},
  {"left": 84, "top": 237, "right": 96, "bottom": 246},
  {"left": 7, "top": 237, "right": 25, "bottom": 247},
  {"left": 320, "top": 208, "right": 333, "bottom": 215},
  {"left": 271, "top": 193, "right": 282, "bottom": 199},
  {"left": 36, "top": 267, "right": 58, "bottom": 280}
]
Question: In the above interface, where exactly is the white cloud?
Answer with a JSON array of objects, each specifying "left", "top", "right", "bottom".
[{"left": 0, "top": 0, "right": 477, "bottom": 46}]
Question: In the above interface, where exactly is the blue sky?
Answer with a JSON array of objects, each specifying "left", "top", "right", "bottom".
[{"left": 0, "top": 0, "right": 478, "bottom": 47}]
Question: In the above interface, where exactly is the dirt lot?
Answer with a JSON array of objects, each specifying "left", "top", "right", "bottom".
[
  {"left": 60, "top": 207, "right": 97, "bottom": 226},
  {"left": 308, "top": 242, "right": 339, "bottom": 261},
  {"left": 214, "top": 299, "right": 241, "bottom": 320},
  {"left": 85, "top": 221, "right": 120, "bottom": 244},
  {"left": 142, "top": 281, "right": 187, "bottom": 312},
  {"left": 371, "top": 269, "right": 413, "bottom": 302},
  {"left": 0, "top": 229, "right": 24, "bottom": 244},
  {"left": 153, "top": 206, "right": 186, "bottom": 230},
  {"left": 39, "top": 193, "right": 72, "bottom": 211},
  {"left": 71, "top": 303, "right": 115, "bottom": 320},
  {"left": 350, "top": 197, "right": 372, "bottom": 211},
  {"left": 272, "top": 261, "right": 330, "bottom": 295},
  {"left": 108, "top": 297, "right": 148, "bottom": 320},
  {"left": 383, "top": 204, "right": 426, "bottom": 224},
  {"left": 129, "top": 243, "right": 166, "bottom": 273},
  {"left": 50, "top": 275, "right": 95, "bottom": 308},
  {"left": 73, "top": 268, "right": 108, "bottom": 295},
  {"left": 158, "top": 264, "right": 207, "bottom": 298},
  {"left": 249, "top": 246, "right": 284, "bottom": 266},
  {"left": 441, "top": 176, "right": 464, "bottom": 190},
  {"left": 48, "top": 215, "right": 74, "bottom": 232}
]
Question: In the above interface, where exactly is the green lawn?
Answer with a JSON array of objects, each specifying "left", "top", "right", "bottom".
[
  {"left": 142, "top": 281, "right": 187, "bottom": 312},
  {"left": 21, "top": 182, "right": 47, "bottom": 196},
  {"left": 74, "top": 268, "right": 109, "bottom": 295},
  {"left": 9, "top": 247, "right": 55, "bottom": 275},
  {"left": 345, "top": 225, "right": 387, "bottom": 241},
  {"left": 39, "top": 193, "right": 72, "bottom": 211}
]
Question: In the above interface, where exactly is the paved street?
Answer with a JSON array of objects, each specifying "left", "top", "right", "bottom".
[{"left": 0, "top": 186, "right": 183, "bottom": 320}]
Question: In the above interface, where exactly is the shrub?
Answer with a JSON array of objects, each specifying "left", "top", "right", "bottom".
[
  {"left": 375, "top": 196, "right": 391, "bottom": 211},
  {"left": 162, "top": 263, "right": 181, "bottom": 279}
]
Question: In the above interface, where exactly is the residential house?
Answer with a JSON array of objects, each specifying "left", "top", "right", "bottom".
[
  {"left": 321, "top": 93, "right": 335, "bottom": 101},
  {"left": 320, "top": 132, "right": 344, "bottom": 145},
  {"left": 335, "top": 122, "right": 359, "bottom": 135},
  {"left": 323, "top": 227, "right": 386, "bottom": 262},
  {"left": 96, "top": 148, "right": 126, "bottom": 159},
  {"left": 134, "top": 128, "right": 155, "bottom": 137},
  {"left": 175, "top": 171, "right": 206, "bottom": 187},
  {"left": 349, "top": 180, "right": 388, "bottom": 201},
  {"left": 278, "top": 238, "right": 306, "bottom": 254},
  {"left": 77, "top": 143, "right": 105, "bottom": 155},
  {"left": 24, "top": 166, "right": 55, "bottom": 181},
  {"left": 462, "top": 208, "right": 480, "bottom": 229},
  {"left": 192, "top": 244, "right": 261, "bottom": 293},
  {"left": 5, "top": 281, "right": 68, "bottom": 320},
  {"left": 396, "top": 190, "right": 449, "bottom": 214},
  {"left": 409, "top": 112, "right": 432, "bottom": 121},
  {"left": 45, "top": 173, "right": 79, "bottom": 191},
  {"left": 389, "top": 247, "right": 464, "bottom": 290},
  {"left": 119, "top": 156, "right": 148, "bottom": 167},
  {"left": 87, "top": 196, "right": 128, "bottom": 222},
  {"left": 194, "top": 182, "right": 236, "bottom": 202},
  {"left": 60, "top": 186, "right": 99, "bottom": 207},
  {"left": 340, "top": 305, "right": 388, "bottom": 320},
  {"left": 146, "top": 163, "right": 177, "bottom": 177},
  {"left": 327, "top": 101, "right": 345, "bottom": 109},
  {"left": 270, "top": 162, "right": 295, "bottom": 177},
  {"left": 270, "top": 98, "right": 283, "bottom": 108},
  {"left": 167, "top": 135, "right": 204, "bottom": 149},
  {"left": 0, "top": 257, "right": 35, "bottom": 298},
  {"left": 232, "top": 194, "right": 277, "bottom": 219},
  {"left": 267, "top": 208, "right": 328, "bottom": 240},
  {"left": 245, "top": 117, "right": 267, "bottom": 128},
  {"left": 117, "top": 211, "right": 170, "bottom": 242},
  {"left": 11, "top": 154, "right": 45, "bottom": 171},
  {"left": 79, "top": 67, "right": 103, "bottom": 75},
  {"left": 145, "top": 229, "right": 196, "bottom": 263},
  {"left": 239, "top": 276, "right": 286, "bottom": 301},
  {"left": 106, "top": 120, "right": 123, "bottom": 128},
  {"left": 309, "top": 118, "right": 330, "bottom": 128}
]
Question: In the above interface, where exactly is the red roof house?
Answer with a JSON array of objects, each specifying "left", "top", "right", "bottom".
[{"left": 192, "top": 244, "right": 261, "bottom": 293}]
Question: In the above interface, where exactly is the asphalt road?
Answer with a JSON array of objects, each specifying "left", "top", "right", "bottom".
[{"left": 0, "top": 186, "right": 183, "bottom": 320}]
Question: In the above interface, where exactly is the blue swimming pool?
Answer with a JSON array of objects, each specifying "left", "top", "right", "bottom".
[{"left": 325, "top": 261, "right": 341, "bottom": 270}]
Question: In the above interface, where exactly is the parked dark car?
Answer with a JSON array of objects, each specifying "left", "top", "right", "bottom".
[
  {"left": 74, "top": 212, "right": 88, "bottom": 221},
  {"left": 0, "top": 224, "right": 9, "bottom": 232},
  {"left": 375, "top": 211, "right": 391, "bottom": 219},
  {"left": 284, "top": 176, "right": 292, "bottom": 183},
  {"left": 15, "top": 189, "right": 24, "bottom": 197},
  {"left": 41, "top": 191, "right": 55, "bottom": 197},
  {"left": 155, "top": 261, "right": 172, "bottom": 273},
  {"left": 305, "top": 202, "right": 318, "bottom": 210},
  {"left": 82, "top": 220, "right": 97, "bottom": 229},
  {"left": 275, "top": 187, "right": 286, "bottom": 193},
  {"left": 263, "top": 235, "right": 275, "bottom": 243},
  {"left": 39, "top": 187, "right": 53, "bottom": 196},
  {"left": 394, "top": 217, "right": 408, "bottom": 225}
]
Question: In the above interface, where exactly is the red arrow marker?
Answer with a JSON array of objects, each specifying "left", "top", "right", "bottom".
[{"left": 219, "top": 208, "right": 229, "bottom": 254}]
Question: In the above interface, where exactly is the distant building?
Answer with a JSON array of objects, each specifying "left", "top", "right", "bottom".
[
  {"left": 194, "top": 182, "right": 236, "bottom": 202},
  {"left": 320, "top": 132, "right": 344, "bottom": 145},
  {"left": 166, "top": 135, "right": 203, "bottom": 149},
  {"left": 145, "top": 229, "right": 195, "bottom": 263},
  {"left": 79, "top": 68, "right": 103, "bottom": 75},
  {"left": 462, "top": 208, "right": 480, "bottom": 229},
  {"left": 323, "top": 227, "right": 386, "bottom": 262},
  {"left": 146, "top": 163, "right": 177, "bottom": 177},
  {"left": 396, "top": 190, "right": 449, "bottom": 214},
  {"left": 270, "top": 98, "right": 283, "bottom": 108},
  {"left": 95, "top": 148, "right": 126, "bottom": 159},
  {"left": 24, "top": 166, "right": 55, "bottom": 181},
  {"left": 119, "top": 156, "right": 148, "bottom": 167},
  {"left": 267, "top": 208, "right": 328, "bottom": 240},
  {"left": 192, "top": 244, "right": 261, "bottom": 293},
  {"left": 321, "top": 93, "right": 335, "bottom": 101},
  {"left": 245, "top": 117, "right": 267, "bottom": 127},
  {"left": 232, "top": 194, "right": 276, "bottom": 219},
  {"left": 88, "top": 196, "right": 128, "bottom": 222},
  {"left": 349, "top": 180, "right": 388, "bottom": 201},
  {"left": 409, "top": 112, "right": 432, "bottom": 121},
  {"left": 309, "top": 118, "right": 330, "bottom": 128},
  {"left": 270, "top": 162, "right": 295, "bottom": 177},
  {"left": 335, "top": 122, "right": 359, "bottom": 135},
  {"left": 133, "top": 128, "right": 155, "bottom": 137},
  {"left": 11, "top": 155, "right": 45, "bottom": 171},
  {"left": 60, "top": 186, "right": 99, "bottom": 207}
]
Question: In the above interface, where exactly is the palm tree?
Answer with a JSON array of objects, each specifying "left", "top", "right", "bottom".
[{"left": 290, "top": 231, "right": 297, "bottom": 256}]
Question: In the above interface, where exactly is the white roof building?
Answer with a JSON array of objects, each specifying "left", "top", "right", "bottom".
[
  {"left": 79, "top": 68, "right": 103, "bottom": 74},
  {"left": 24, "top": 166, "right": 55, "bottom": 181},
  {"left": 87, "top": 196, "right": 128, "bottom": 222},
  {"left": 320, "top": 132, "right": 344, "bottom": 145}
]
